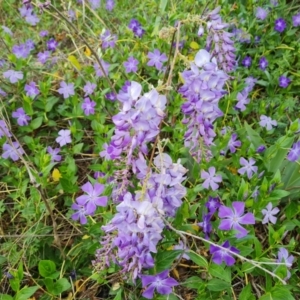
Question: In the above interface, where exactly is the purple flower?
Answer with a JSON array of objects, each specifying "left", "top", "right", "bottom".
[
  {"left": 39, "top": 30, "right": 49, "bottom": 37},
  {"left": 25, "top": 81, "right": 39, "bottom": 98},
  {"left": 218, "top": 201, "right": 255, "bottom": 238},
  {"left": 37, "top": 51, "right": 50, "bottom": 64},
  {"left": 56, "top": 129, "right": 72, "bottom": 146},
  {"left": 94, "top": 60, "right": 110, "bottom": 77},
  {"left": 71, "top": 202, "right": 89, "bottom": 224},
  {"left": 12, "top": 44, "right": 30, "bottom": 59},
  {"left": 242, "top": 56, "right": 252, "bottom": 68},
  {"left": 123, "top": 56, "right": 139, "bottom": 73},
  {"left": 25, "top": 13, "right": 40, "bottom": 26},
  {"left": 133, "top": 26, "right": 145, "bottom": 38},
  {"left": 274, "top": 18, "right": 286, "bottom": 33},
  {"left": 235, "top": 91, "right": 250, "bottom": 111},
  {"left": 3, "top": 70, "right": 23, "bottom": 83},
  {"left": 89, "top": 0, "right": 100, "bottom": 9},
  {"left": 256, "top": 7, "right": 268, "bottom": 20},
  {"left": 0, "top": 120, "right": 11, "bottom": 137},
  {"left": 210, "top": 241, "right": 240, "bottom": 266},
  {"left": 105, "top": 92, "right": 117, "bottom": 101},
  {"left": 238, "top": 157, "right": 258, "bottom": 179},
  {"left": 259, "top": 115, "right": 277, "bottom": 130},
  {"left": 47, "top": 38, "right": 58, "bottom": 51},
  {"left": 256, "top": 145, "right": 266, "bottom": 153},
  {"left": 47, "top": 146, "right": 62, "bottom": 162},
  {"left": 227, "top": 133, "right": 241, "bottom": 153},
  {"left": 287, "top": 141, "right": 300, "bottom": 162},
  {"left": 106, "top": 0, "right": 115, "bottom": 11},
  {"left": 141, "top": 270, "right": 178, "bottom": 299},
  {"left": 292, "top": 13, "right": 300, "bottom": 27},
  {"left": 81, "top": 97, "right": 96, "bottom": 116},
  {"left": 261, "top": 202, "right": 279, "bottom": 224},
  {"left": 12, "top": 108, "right": 31, "bottom": 126},
  {"left": 99, "top": 143, "right": 122, "bottom": 160},
  {"left": 173, "top": 241, "right": 190, "bottom": 260},
  {"left": 2, "top": 141, "right": 25, "bottom": 161},
  {"left": 201, "top": 167, "right": 222, "bottom": 191},
  {"left": 100, "top": 30, "right": 117, "bottom": 49},
  {"left": 198, "top": 213, "right": 212, "bottom": 238},
  {"left": 279, "top": 76, "right": 291, "bottom": 88},
  {"left": 1, "top": 26, "right": 13, "bottom": 36},
  {"left": 83, "top": 82, "right": 96, "bottom": 96},
  {"left": 0, "top": 88, "right": 7, "bottom": 97},
  {"left": 147, "top": 49, "right": 167, "bottom": 70},
  {"left": 58, "top": 81, "right": 75, "bottom": 99},
  {"left": 276, "top": 248, "right": 294, "bottom": 280},
  {"left": 128, "top": 19, "right": 140, "bottom": 30},
  {"left": 68, "top": 9, "right": 76, "bottom": 21},
  {"left": 75, "top": 182, "right": 108, "bottom": 215},
  {"left": 205, "top": 196, "right": 221, "bottom": 214},
  {"left": 259, "top": 57, "right": 268, "bottom": 70}
]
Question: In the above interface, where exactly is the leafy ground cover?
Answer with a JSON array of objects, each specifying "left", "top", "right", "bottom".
[{"left": 0, "top": 0, "right": 299, "bottom": 299}]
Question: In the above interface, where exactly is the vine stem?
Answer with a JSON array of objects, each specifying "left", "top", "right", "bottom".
[{"left": 163, "top": 218, "right": 287, "bottom": 285}]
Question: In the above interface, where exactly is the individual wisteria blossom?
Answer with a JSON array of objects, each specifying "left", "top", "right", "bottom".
[
  {"left": 292, "top": 13, "right": 300, "bottom": 27},
  {"left": 3, "top": 70, "right": 23, "bottom": 83},
  {"left": 37, "top": 51, "right": 50, "bottom": 64},
  {"left": 39, "top": 30, "right": 48, "bottom": 37},
  {"left": 238, "top": 157, "right": 258, "bottom": 179},
  {"left": 276, "top": 248, "right": 294, "bottom": 279},
  {"left": 279, "top": 75, "right": 291, "bottom": 88},
  {"left": 94, "top": 60, "right": 110, "bottom": 77},
  {"left": 57, "top": 81, "right": 75, "bottom": 99},
  {"left": 128, "top": 19, "right": 145, "bottom": 38},
  {"left": 0, "top": 120, "right": 11, "bottom": 137},
  {"left": 147, "top": 49, "right": 167, "bottom": 70},
  {"left": 256, "top": 7, "right": 268, "bottom": 20},
  {"left": 47, "top": 38, "right": 58, "bottom": 51},
  {"left": 141, "top": 270, "right": 178, "bottom": 299},
  {"left": 47, "top": 146, "right": 62, "bottom": 162},
  {"left": 89, "top": 0, "right": 100, "bottom": 9},
  {"left": 123, "top": 56, "right": 138, "bottom": 73},
  {"left": 73, "top": 182, "right": 108, "bottom": 216},
  {"left": 210, "top": 241, "right": 240, "bottom": 266},
  {"left": 218, "top": 201, "right": 255, "bottom": 238},
  {"left": 81, "top": 97, "right": 96, "bottom": 116},
  {"left": 106, "top": 0, "right": 115, "bottom": 11},
  {"left": 201, "top": 167, "right": 222, "bottom": 190},
  {"left": 56, "top": 129, "right": 72, "bottom": 146},
  {"left": 274, "top": 18, "right": 286, "bottom": 33},
  {"left": 12, "top": 108, "right": 31, "bottom": 126},
  {"left": 2, "top": 141, "right": 25, "bottom": 161},
  {"left": 259, "top": 57, "right": 268, "bottom": 70},
  {"left": 227, "top": 133, "right": 241, "bottom": 153},
  {"left": 261, "top": 202, "right": 279, "bottom": 224},
  {"left": 287, "top": 141, "right": 300, "bottom": 162},
  {"left": 83, "top": 81, "right": 96, "bottom": 96},
  {"left": 259, "top": 115, "right": 277, "bottom": 130},
  {"left": 100, "top": 30, "right": 117, "bottom": 49},
  {"left": 24, "top": 81, "right": 39, "bottom": 98},
  {"left": 242, "top": 56, "right": 252, "bottom": 68}
]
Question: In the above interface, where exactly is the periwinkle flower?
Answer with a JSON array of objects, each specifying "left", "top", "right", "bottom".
[
  {"left": 12, "top": 43, "right": 30, "bottom": 59},
  {"left": 261, "top": 202, "right": 279, "bottom": 224},
  {"left": 37, "top": 51, "right": 50, "bottom": 64},
  {"left": 2, "top": 141, "right": 25, "bottom": 161},
  {"left": 105, "top": 92, "right": 117, "bottom": 101},
  {"left": 279, "top": 76, "right": 291, "bottom": 88},
  {"left": 12, "top": 108, "right": 31, "bottom": 126},
  {"left": 0, "top": 120, "right": 11, "bottom": 137},
  {"left": 287, "top": 141, "right": 300, "bottom": 162},
  {"left": 81, "top": 97, "right": 96, "bottom": 116},
  {"left": 39, "top": 30, "right": 49, "bottom": 37},
  {"left": 205, "top": 196, "right": 221, "bottom": 214},
  {"left": 56, "top": 129, "right": 72, "bottom": 146},
  {"left": 218, "top": 201, "right": 255, "bottom": 238},
  {"left": 25, "top": 81, "right": 39, "bottom": 98},
  {"left": 57, "top": 81, "right": 75, "bottom": 99},
  {"left": 83, "top": 81, "right": 96, "bottom": 96},
  {"left": 128, "top": 19, "right": 145, "bottom": 38},
  {"left": 100, "top": 30, "right": 117, "bottom": 49},
  {"left": 242, "top": 56, "right": 252, "bottom": 68},
  {"left": 227, "top": 133, "right": 241, "bottom": 153},
  {"left": 238, "top": 157, "right": 258, "bottom": 179},
  {"left": 198, "top": 213, "right": 212, "bottom": 238},
  {"left": 210, "top": 240, "right": 240, "bottom": 266},
  {"left": 3, "top": 70, "right": 23, "bottom": 83},
  {"left": 89, "top": 0, "right": 100, "bottom": 9},
  {"left": 173, "top": 241, "right": 190, "bottom": 260},
  {"left": 235, "top": 91, "right": 250, "bottom": 111},
  {"left": 47, "top": 38, "right": 58, "bottom": 51},
  {"left": 276, "top": 248, "right": 294, "bottom": 279},
  {"left": 123, "top": 56, "right": 139, "bottom": 73},
  {"left": 274, "top": 18, "right": 286, "bottom": 33},
  {"left": 259, "top": 57, "right": 268, "bottom": 70},
  {"left": 106, "top": 0, "right": 115, "bottom": 11},
  {"left": 256, "top": 7, "right": 268, "bottom": 20},
  {"left": 47, "top": 146, "right": 62, "bottom": 162},
  {"left": 147, "top": 49, "right": 167, "bottom": 71},
  {"left": 94, "top": 60, "right": 110, "bottom": 77},
  {"left": 259, "top": 115, "right": 277, "bottom": 130},
  {"left": 292, "top": 13, "right": 300, "bottom": 27},
  {"left": 141, "top": 270, "right": 178, "bottom": 299},
  {"left": 201, "top": 167, "right": 222, "bottom": 190},
  {"left": 256, "top": 145, "right": 266, "bottom": 153}
]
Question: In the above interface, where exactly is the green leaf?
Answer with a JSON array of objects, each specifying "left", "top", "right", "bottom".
[
  {"left": 17, "top": 263, "right": 23, "bottom": 281},
  {"left": 38, "top": 260, "right": 57, "bottom": 278},
  {"left": 113, "top": 289, "right": 123, "bottom": 300},
  {"left": 0, "top": 255, "right": 7, "bottom": 265},
  {"left": 0, "top": 294, "right": 13, "bottom": 300},
  {"left": 208, "top": 264, "right": 231, "bottom": 283},
  {"left": 237, "top": 179, "right": 248, "bottom": 201},
  {"left": 188, "top": 251, "right": 208, "bottom": 268},
  {"left": 44, "top": 278, "right": 71, "bottom": 296},
  {"left": 45, "top": 97, "right": 59, "bottom": 112},
  {"left": 207, "top": 278, "right": 231, "bottom": 291},
  {"left": 259, "top": 286, "right": 295, "bottom": 300},
  {"left": 72, "top": 143, "right": 84, "bottom": 154},
  {"left": 30, "top": 117, "right": 43, "bottom": 130},
  {"left": 182, "top": 276, "right": 202, "bottom": 289},
  {"left": 59, "top": 178, "right": 79, "bottom": 193},
  {"left": 244, "top": 122, "right": 265, "bottom": 148},
  {"left": 9, "top": 276, "right": 20, "bottom": 292},
  {"left": 15, "top": 286, "right": 39, "bottom": 300},
  {"left": 239, "top": 284, "right": 255, "bottom": 300},
  {"left": 267, "top": 190, "right": 290, "bottom": 201},
  {"left": 155, "top": 250, "right": 181, "bottom": 273}
]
